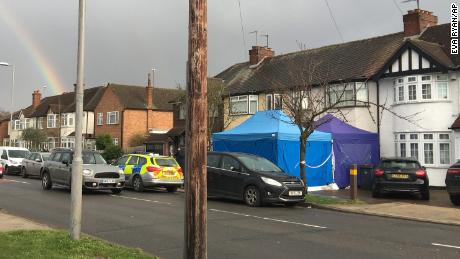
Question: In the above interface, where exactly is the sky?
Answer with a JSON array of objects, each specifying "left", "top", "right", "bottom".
[{"left": 0, "top": 0, "right": 454, "bottom": 111}]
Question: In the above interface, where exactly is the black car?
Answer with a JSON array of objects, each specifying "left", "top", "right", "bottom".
[
  {"left": 207, "top": 152, "right": 305, "bottom": 207},
  {"left": 446, "top": 162, "right": 460, "bottom": 206},
  {"left": 372, "top": 157, "right": 429, "bottom": 200}
]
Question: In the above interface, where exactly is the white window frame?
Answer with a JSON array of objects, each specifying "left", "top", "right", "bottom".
[
  {"left": 395, "top": 132, "right": 452, "bottom": 167},
  {"left": 274, "top": 94, "right": 282, "bottom": 110},
  {"left": 393, "top": 74, "right": 449, "bottom": 104},
  {"left": 106, "top": 111, "right": 119, "bottom": 125},
  {"left": 266, "top": 94, "right": 273, "bottom": 110},
  {"left": 230, "top": 95, "right": 249, "bottom": 115},
  {"left": 113, "top": 138, "right": 119, "bottom": 146},
  {"left": 37, "top": 117, "right": 44, "bottom": 129},
  {"left": 249, "top": 95, "right": 258, "bottom": 114},
  {"left": 47, "top": 114, "right": 57, "bottom": 128},
  {"left": 97, "top": 113, "right": 103, "bottom": 125}
]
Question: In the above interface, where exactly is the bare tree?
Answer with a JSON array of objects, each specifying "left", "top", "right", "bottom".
[{"left": 274, "top": 60, "right": 422, "bottom": 190}]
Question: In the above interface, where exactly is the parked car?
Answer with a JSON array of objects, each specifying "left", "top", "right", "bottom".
[
  {"left": 0, "top": 147, "right": 30, "bottom": 175},
  {"left": 116, "top": 154, "right": 184, "bottom": 192},
  {"left": 21, "top": 152, "right": 51, "bottom": 178},
  {"left": 0, "top": 163, "right": 3, "bottom": 178},
  {"left": 446, "top": 162, "right": 460, "bottom": 206},
  {"left": 372, "top": 157, "right": 429, "bottom": 200},
  {"left": 41, "top": 148, "right": 125, "bottom": 194},
  {"left": 207, "top": 152, "right": 305, "bottom": 207}
]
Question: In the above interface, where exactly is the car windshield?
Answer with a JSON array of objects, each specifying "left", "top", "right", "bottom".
[
  {"left": 82, "top": 152, "right": 107, "bottom": 164},
  {"left": 8, "top": 150, "right": 29, "bottom": 158},
  {"left": 237, "top": 155, "right": 283, "bottom": 173},
  {"left": 154, "top": 158, "right": 179, "bottom": 167},
  {"left": 380, "top": 160, "right": 420, "bottom": 169}
]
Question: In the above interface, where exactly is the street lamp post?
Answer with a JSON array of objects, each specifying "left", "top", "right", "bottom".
[
  {"left": 0, "top": 62, "right": 15, "bottom": 147},
  {"left": 151, "top": 68, "right": 156, "bottom": 86}
]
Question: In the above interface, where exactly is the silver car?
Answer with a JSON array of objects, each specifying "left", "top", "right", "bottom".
[
  {"left": 21, "top": 152, "right": 51, "bottom": 178},
  {"left": 41, "top": 149, "right": 125, "bottom": 194}
]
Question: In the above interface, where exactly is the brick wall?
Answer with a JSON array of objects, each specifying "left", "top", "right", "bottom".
[
  {"left": 94, "top": 87, "right": 123, "bottom": 147},
  {"left": 0, "top": 121, "right": 8, "bottom": 144}
]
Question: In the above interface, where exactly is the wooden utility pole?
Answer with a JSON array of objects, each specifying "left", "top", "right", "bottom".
[{"left": 184, "top": 0, "right": 208, "bottom": 258}]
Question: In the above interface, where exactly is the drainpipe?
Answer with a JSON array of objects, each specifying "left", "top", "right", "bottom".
[{"left": 376, "top": 80, "right": 381, "bottom": 159}]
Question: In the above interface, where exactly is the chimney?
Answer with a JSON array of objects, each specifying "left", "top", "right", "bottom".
[
  {"left": 403, "top": 9, "right": 438, "bottom": 37},
  {"left": 32, "top": 90, "right": 41, "bottom": 108},
  {"left": 146, "top": 73, "right": 154, "bottom": 109},
  {"left": 249, "top": 46, "right": 274, "bottom": 65}
]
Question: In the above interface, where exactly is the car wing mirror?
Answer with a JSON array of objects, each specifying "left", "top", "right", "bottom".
[
  {"left": 35, "top": 158, "right": 42, "bottom": 162},
  {"left": 422, "top": 166, "right": 426, "bottom": 171},
  {"left": 1, "top": 155, "right": 7, "bottom": 159},
  {"left": 62, "top": 160, "right": 69, "bottom": 166}
]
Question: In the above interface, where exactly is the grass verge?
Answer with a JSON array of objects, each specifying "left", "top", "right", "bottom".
[
  {"left": 305, "top": 194, "right": 366, "bottom": 205},
  {"left": 0, "top": 230, "right": 156, "bottom": 259}
]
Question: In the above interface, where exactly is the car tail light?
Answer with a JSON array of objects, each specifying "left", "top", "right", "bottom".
[
  {"left": 176, "top": 167, "right": 183, "bottom": 177},
  {"left": 447, "top": 168, "right": 460, "bottom": 174},
  {"left": 416, "top": 169, "right": 426, "bottom": 177},
  {"left": 147, "top": 166, "right": 162, "bottom": 173},
  {"left": 374, "top": 168, "right": 384, "bottom": 176}
]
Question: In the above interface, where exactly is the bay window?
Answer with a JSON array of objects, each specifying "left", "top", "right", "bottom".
[
  {"left": 393, "top": 74, "right": 448, "bottom": 104},
  {"left": 396, "top": 132, "right": 451, "bottom": 167}
]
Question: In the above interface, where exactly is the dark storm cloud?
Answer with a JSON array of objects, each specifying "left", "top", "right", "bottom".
[{"left": 0, "top": 0, "right": 452, "bottom": 111}]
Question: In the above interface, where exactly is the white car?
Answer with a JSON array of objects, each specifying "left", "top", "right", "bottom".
[{"left": 0, "top": 147, "right": 30, "bottom": 175}]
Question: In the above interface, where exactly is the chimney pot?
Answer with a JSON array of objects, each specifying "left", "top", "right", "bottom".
[
  {"left": 249, "top": 46, "right": 275, "bottom": 65},
  {"left": 146, "top": 73, "right": 154, "bottom": 109},
  {"left": 32, "top": 90, "right": 41, "bottom": 108},
  {"left": 403, "top": 8, "right": 438, "bottom": 37}
]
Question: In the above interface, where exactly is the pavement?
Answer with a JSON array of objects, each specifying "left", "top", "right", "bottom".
[
  {"left": 0, "top": 210, "right": 49, "bottom": 232},
  {"left": 310, "top": 188, "right": 460, "bottom": 226},
  {"left": 1, "top": 175, "right": 460, "bottom": 258}
]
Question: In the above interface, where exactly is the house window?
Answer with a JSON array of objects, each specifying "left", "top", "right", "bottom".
[
  {"left": 408, "top": 85, "right": 416, "bottom": 100},
  {"left": 249, "top": 95, "right": 258, "bottom": 114},
  {"left": 328, "top": 82, "right": 367, "bottom": 107},
  {"left": 397, "top": 78, "right": 404, "bottom": 84},
  {"left": 398, "top": 86, "right": 404, "bottom": 101},
  {"left": 61, "top": 137, "right": 75, "bottom": 148},
  {"left": 436, "top": 74, "right": 448, "bottom": 81},
  {"left": 38, "top": 117, "right": 44, "bottom": 129},
  {"left": 24, "top": 119, "right": 31, "bottom": 129},
  {"left": 440, "top": 143, "right": 450, "bottom": 164},
  {"left": 230, "top": 96, "right": 248, "bottom": 115},
  {"left": 179, "top": 104, "right": 186, "bottom": 120},
  {"left": 399, "top": 134, "right": 406, "bottom": 140},
  {"left": 424, "top": 143, "right": 434, "bottom": 164},
  {"left": 409, "top": 134, "right": 418, "bottom": 140},
  {"left": 423, "top": 134, "right": 433, "bottom": 140},
  {"left": 13, "top": 120, "right": 20, "bottom": 130},
  {"left": 47, "top": 114, "right": 57, "bottom": 128},
  {"left": 400, "top": 143, "right": 406, "bottom": 157},
  {"left": 410, "top": 143, "right": 418, "bottom": 160},
  {"left": 97, "top": 113, "right": 103, "bottom": 125},
  {"left": 274, "top": 94, "right": 282, "bottom": 110},
  {"left": 61, "top": 114, "right": 74, "bottom": 127},
  {"left": 422, "top": 84, "right": 431, "bottom": 99},
  {"left": 437, "top": 82, "right": 448, "bottom": 99},
  {"left": 439, "top": 134, "right": 450, "bottom": 140},
  {"left": 407, "top": 76, "right": 417, "bottom": 82},
  {"left": 113, "top": 138, "right": 119, "bottom": 146},
  {"left": 266, "top": 94, "right": 273, "bottom": 110},
  {"left": 107, "top": 111, "right": 119, "bottom": 125},
  {"left": 421, "top": 75, "right": 431, "bottom": 81}
]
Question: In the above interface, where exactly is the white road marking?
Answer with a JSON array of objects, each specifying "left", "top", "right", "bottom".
[
  {"left": 110, "top": 195, "right": 172, "bottom": 205},
  {"left": 210, "top": 208, "right": 327, "bottom": 229},
  {"left": 4, "top": 179, "right": 31, "bottom": 184},
  {"left": 432, "top": 243, "right": 460, "bottom": 250}
]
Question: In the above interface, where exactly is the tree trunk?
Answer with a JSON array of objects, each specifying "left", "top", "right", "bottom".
[
  {"left": 299, "top": 134, "right": 308, "bottom": 191},
  {"left": 184, "top": 0, "right": 208, "bottom": 258}
]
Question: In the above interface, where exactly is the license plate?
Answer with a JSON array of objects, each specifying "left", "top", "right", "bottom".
[
  {"left": 288, "top": 190, "right": 303, "bottom": 196},
  {"left": 102, "top": 179, "right": 116, "bottom": 184},
  {"left": 163, "top": 171, "right": 175, "bottom": 176},
  {"left": 391, "top": 174, "right": 409, "bottom": 179}
]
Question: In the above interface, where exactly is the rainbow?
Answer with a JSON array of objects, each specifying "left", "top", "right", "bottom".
[{"left": 0, "top": 2, "right": 67, "bottom": 95}]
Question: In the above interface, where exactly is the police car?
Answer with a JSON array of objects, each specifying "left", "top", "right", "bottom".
[{"left": 116, "top": 153, "right": 184, "bottom": 192}]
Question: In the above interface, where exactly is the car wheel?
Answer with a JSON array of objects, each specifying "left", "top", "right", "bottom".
[
  {"left": 450, "top": 195, "right": 460, "bottom": 206},
  {"left": 420, "top": 189, "right": 430, "bottom": 201},
  {"left": 166, "top": 186, "right": 177, "bottom": 193},
  {"left": 21, "top": 167, "right": 28, "bottom": 178},
  {"left": 111, "top": 188, "right": 122, "bottom": 194},
  {"left": 42, "top": 172, "right": 52, "bottom": 190},
  {"left": 244, "top": 186, "right": 262, "bottom": 207},
  {"left": 133, "top": 175, "right": 144, "bottom": 192}
]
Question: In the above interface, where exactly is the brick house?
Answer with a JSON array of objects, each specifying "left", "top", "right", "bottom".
[
  {"left": 94, "top": 79, "right": 183, "bottom": 151},
  {"left": 215, "top": 9, "right": 459, "bottom": 186}
]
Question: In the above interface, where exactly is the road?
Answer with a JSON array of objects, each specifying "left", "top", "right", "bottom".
[{"left": 0, "top": 175, "right": 459, "bottom": 259}]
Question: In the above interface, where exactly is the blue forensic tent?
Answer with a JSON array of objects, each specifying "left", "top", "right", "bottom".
[
  {"left": 212, "top": 111, "right": 334, "bottom": 187},
  {"left": 316, "top": 114, "right": 380, "bottom": 188}
]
